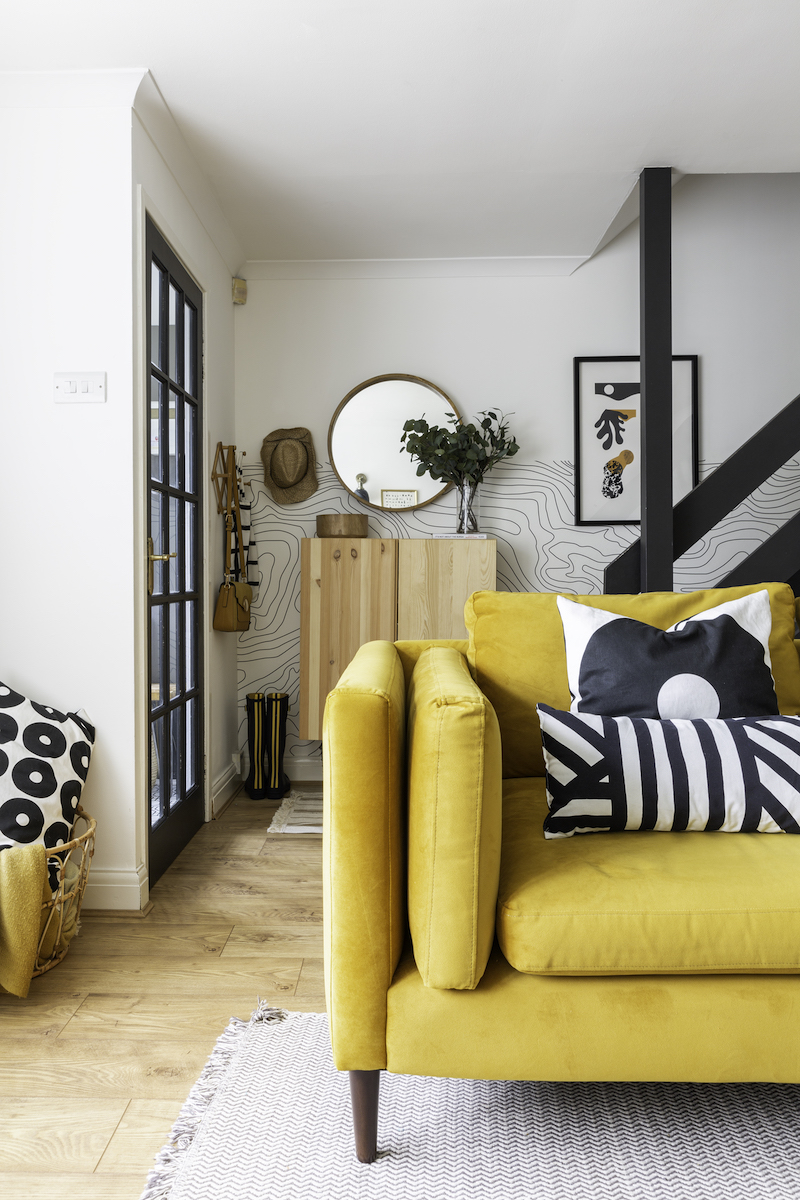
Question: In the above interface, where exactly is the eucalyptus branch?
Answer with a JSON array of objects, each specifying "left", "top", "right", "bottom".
[{"left": 400, "top": 410, "right": 520, "bottom": 486}]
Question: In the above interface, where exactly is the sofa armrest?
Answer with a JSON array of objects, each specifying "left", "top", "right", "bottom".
[
  {"left": 407, "top": 646, "right": 502, "bottom": 990},
  {"left": 323, "top": 640, "right": 406, "bottom": 1071}
]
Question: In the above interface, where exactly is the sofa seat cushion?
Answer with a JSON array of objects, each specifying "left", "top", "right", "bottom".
[{"left": 498, "top": 777, "right": 800, "bottom": 975}]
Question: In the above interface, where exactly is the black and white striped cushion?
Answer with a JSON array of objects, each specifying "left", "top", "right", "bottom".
[{"left": 538, "top": 703, "right": 800, "bottom": 839}]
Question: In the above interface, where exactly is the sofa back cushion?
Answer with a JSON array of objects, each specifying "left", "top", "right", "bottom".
[
  {"left": 465, "top": 584, "right": 800, "bottom": 779},
  {"left": 407, "top": 646, "right": 502, "bottom": 990}
]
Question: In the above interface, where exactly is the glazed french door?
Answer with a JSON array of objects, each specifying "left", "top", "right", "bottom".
[{"left": 146, "top": 219, "right": 204, "bottom": 885}]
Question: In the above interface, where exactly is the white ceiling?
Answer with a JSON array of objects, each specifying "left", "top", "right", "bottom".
[{"left": 3, "top": 1, "right": 800, "bottom": 261}]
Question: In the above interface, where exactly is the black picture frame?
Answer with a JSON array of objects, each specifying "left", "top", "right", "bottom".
[{"left": 573, "top": 355, "right": 699, "bottom": 526}]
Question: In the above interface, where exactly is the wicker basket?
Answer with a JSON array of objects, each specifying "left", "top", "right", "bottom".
[{"left": 32, "top": 805, "right": 96, "bottom": 977}]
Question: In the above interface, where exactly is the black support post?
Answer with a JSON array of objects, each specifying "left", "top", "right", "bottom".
[{"left": 639, "top": 167, "right": 674, "bottom": 592}]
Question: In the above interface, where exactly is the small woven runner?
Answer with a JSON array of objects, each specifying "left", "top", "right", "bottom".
[
  {"left": 268, "top": 791, "right": 322, "bottom": 834},
  {"left": 141, "top": 1006, "right": 800, "bottom": 1200}
]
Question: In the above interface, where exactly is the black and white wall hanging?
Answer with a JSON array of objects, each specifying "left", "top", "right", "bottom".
[{"left": 573, "top": 355, "right": 699, "bottom": 525}]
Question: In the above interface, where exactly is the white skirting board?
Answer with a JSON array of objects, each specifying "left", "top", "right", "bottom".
[
  {"left": 84, "top": 863, "right": 149, "bottom": 912},
  {"left": 240, "top": 756, "right": 323, "bottom": 783},
  {"left": 83, "top": 759, "right": 315, "bottom": 912},
  {"left": 286, "top": 757, "right": 323, "bottom": 782},
  {"left": 212, "top": 761, "right": 240, "bottom": 816}
]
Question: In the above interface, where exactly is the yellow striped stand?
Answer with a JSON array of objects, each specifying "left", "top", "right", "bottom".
[
  {"left": 244, "top": 692, "right": 268, "bottom": 799},
  {"left": 265, "top": 692, "right": 291, "bottom": 801}
]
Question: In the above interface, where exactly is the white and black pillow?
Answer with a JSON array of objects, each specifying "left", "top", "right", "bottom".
[
  {"left": 556, "top": 590, "right": 778, "bottom": 720},
  {"left": 0, "top": 681, "right": 95, "bottom": 871},
  {"left": 539, "top": 702, "right": 800, "bottom": 839}
]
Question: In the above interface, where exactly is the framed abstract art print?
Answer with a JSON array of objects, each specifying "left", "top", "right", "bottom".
[{"left": 573, "top": 355, "right": 698, "bottom": 525}]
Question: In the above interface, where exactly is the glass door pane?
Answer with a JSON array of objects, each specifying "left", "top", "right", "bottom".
[
  {"left": 150, "top": 715, "right": 165, "bottom": 827},
  {"left": 150, "top": 379, "right": 163, "bottom": 481},
  {"left": 151, "top": 263, "right": 164, "bottom": 368}
]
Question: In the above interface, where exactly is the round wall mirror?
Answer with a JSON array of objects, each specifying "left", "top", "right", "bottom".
[{"left": 328, "top": 374, "right": 459, "bottom": 511}]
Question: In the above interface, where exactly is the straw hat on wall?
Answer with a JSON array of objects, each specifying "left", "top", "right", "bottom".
[{"left": 260, "top": 428, "right": 319, "bottom": 504}]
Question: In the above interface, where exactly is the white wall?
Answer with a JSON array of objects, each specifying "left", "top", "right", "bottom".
[
  {"left": 234, "top": 173, "right": 800, "bottom": 773},
  {"left": 0, "top": 82, "right": 142, "bottom": 906},
  {"left": 236, "top": 173, "right": 800, "bottom": 470},
  {"left": 0, "top": 71, "right": 242, "bottom": 909},
  {"left": 673, "top": 174, "right": 800, "bottom": 461}
]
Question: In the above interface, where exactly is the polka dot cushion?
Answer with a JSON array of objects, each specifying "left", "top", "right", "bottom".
[{"left": 0, "top": 681, "right": 95, "bottom": 862}]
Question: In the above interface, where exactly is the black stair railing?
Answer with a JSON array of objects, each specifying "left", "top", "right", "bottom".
[{"left": 604, "top": 390, "right": 800, "bottom": 594}]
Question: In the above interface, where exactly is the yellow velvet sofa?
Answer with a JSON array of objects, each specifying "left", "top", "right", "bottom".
[{"left": 323, "top": 583, "right": 800, "bottom": 1162}]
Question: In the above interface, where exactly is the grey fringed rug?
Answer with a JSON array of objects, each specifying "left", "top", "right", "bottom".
[
  {"left": 141, "top": 1006, "right": 800, "bottom": 1200},
  {"left": 267, "top": 792, "right": 323, "bottom": 834}
]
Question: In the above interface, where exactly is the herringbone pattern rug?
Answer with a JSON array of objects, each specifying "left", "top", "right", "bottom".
[{"left": 142, "top": 1007, "right": 800, "bottom": 1199}]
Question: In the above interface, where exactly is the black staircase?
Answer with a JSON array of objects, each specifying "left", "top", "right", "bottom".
[
  {"left": 604, "top": 165, "right": 800, "bottom": 597},
  {"left": 604, "top": 391, "right": 800, "bottom": 594}
]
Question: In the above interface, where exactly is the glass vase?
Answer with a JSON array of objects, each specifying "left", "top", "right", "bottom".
[{"left": 455, "top": 479, "right": 480, "bottom": 534}]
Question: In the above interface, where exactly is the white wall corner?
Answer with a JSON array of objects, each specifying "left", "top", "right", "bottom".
[
  {"left": 585, "top": 169, "right": 687, "bottom": 262},
  {"left": 0, "top": 67, "right": 146, "bottom": 109},
  {"left": 243, "top": 256, "right": 589, "bottom": 281},
  {"left": 212, "top": 761, "right": 240, "bottom": 816},
  {"left": 133, "top": 71, "right": 245, "bottom": 275},
  {"left": 83, "top": 862, "right": 149, "bottom": 912}
]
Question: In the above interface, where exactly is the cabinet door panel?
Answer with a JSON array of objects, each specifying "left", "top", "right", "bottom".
[
  {"left": 300, "top": 539, "right": 397, "bottom": 739},
  {"left": 397, "top": 539, "right": 496, "bottom": 641}
]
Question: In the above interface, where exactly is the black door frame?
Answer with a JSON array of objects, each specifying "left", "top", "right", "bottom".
[{"left": 145, "top": 217, "right": 205, "bottom": 885}]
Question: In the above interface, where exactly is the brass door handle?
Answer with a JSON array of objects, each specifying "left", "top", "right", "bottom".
[{"left": 147, "top": 538, "right": 177, "bottom": 595}]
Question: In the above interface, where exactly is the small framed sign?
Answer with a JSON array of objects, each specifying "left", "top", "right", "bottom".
[
  {"left": 573, "top": 355, "right": 698, "bottom": 525},
  {"left": 380, "top": 488, "right": 418, "bottom": 509}
]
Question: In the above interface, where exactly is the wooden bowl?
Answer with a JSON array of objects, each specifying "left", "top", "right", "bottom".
[{"left": 316, "top": 513, "right": 369, "bottom": 538}]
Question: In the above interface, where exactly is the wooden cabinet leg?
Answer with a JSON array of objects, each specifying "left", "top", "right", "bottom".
[{"left": 349, "top": 1069, "right": 380, "bottom": 1163}]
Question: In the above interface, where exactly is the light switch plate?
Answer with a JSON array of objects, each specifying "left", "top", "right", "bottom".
[{"left": 54, "top": 372, "right": 107, "bottom": 403}]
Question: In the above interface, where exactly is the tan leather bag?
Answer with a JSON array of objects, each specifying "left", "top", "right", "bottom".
[
  {"left": 213, "top": 450, "right": 252, "bottom": 632},
  {"left": 213, "top": 580, "right": 251, "bottom": 631}
]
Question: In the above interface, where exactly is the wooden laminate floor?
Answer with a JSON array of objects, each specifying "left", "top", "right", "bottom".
[{"left": 0, "top": 785, "right": 324, "bottom": 1199}]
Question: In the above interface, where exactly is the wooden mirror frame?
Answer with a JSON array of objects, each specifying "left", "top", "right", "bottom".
[{"left": 327, "top": 373, "right": 459, "bottom": 513}]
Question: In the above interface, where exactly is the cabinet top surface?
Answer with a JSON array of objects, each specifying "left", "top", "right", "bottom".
[{"left": 301, "top": 536, "right": 496, "bottom": 543}]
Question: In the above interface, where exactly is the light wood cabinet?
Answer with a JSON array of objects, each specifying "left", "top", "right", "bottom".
[
  {"left": 300, "top": 537, "right": 496, "bottom": 738},
  {"left": 397, "top": 537, "right": 496, "bottom": 640},
  {"left": 300, "top": 538, "right": 397, "bottom": 740}
]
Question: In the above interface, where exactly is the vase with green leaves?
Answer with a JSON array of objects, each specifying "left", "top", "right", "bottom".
[{"left": 400, "top": 410, "right": 520, "bottom": 534}]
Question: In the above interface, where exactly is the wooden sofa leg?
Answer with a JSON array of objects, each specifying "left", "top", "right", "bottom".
[{"left": 349, "top": 1069, "right": 380, "bottom": 1163}]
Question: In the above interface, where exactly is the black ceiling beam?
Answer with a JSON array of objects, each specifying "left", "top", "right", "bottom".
[{"left": 639, "top": 166, "right": 674, "bottom": 592}]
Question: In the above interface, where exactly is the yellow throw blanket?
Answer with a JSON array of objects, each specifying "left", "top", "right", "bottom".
[{"left": 0, "top": 844, "right": 48, "bottom": 998}]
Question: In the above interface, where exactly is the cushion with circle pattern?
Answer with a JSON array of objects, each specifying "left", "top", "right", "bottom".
[
  {"left": 0, "top": 681, "right": 95, "bottom": 880},
  {"left": 556, "top": 589, "right": 779, "bottom": 720}
]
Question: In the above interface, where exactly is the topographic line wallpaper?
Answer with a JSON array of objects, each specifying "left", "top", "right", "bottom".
[{"left": 237, "top": 458, "right": 800, "bottom": 769}]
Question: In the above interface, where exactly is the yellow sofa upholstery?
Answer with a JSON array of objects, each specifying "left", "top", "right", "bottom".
[
  {"left": 500, "top": 778, "right": 800, "bottom": 975},
  {"left": 323, "top": 640, "right": 406, "bottom": 1070},
  {"left": 384, "top": 947, "right": 800, "bottom": 1082},
  {"left": 407, "top": 646, "right": 502, "bottom": 990},
  {"left": 323, "top": 584, "right": 800, "bottom": 1089}
]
